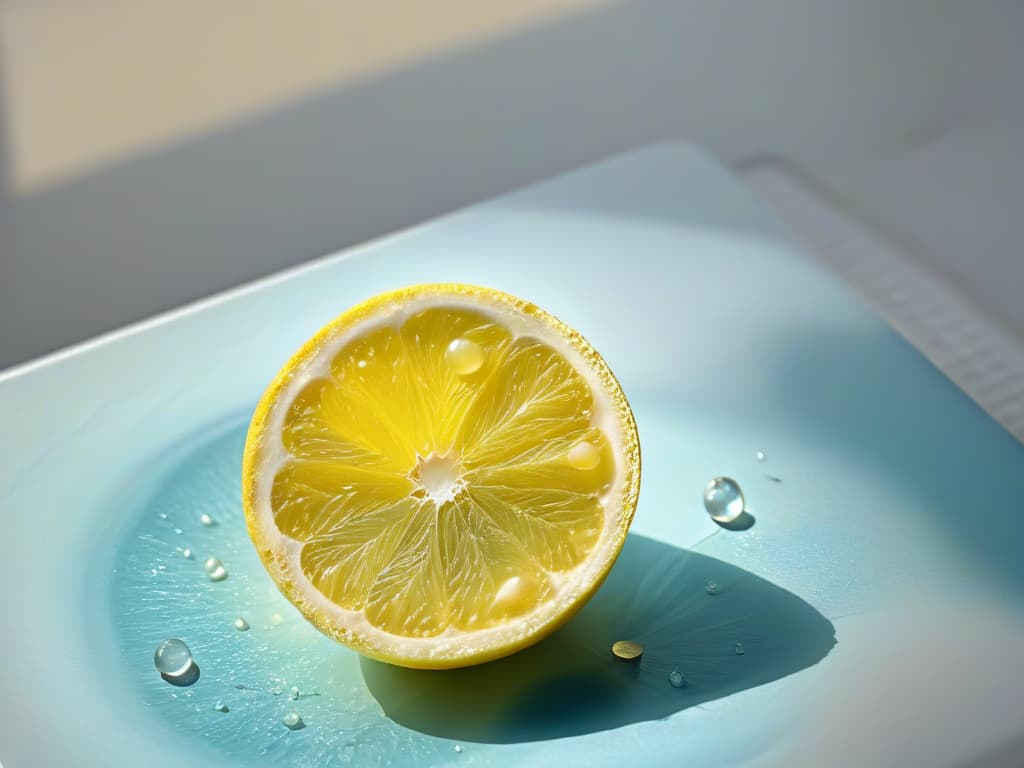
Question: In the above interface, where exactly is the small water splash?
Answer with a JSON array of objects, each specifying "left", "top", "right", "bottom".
[
  {"left": 703, "top": 477, "right": 745, "bottom": 523},
  {"left": 154, "top": 638, "right": 199, "bottom": 685},
  {"left": 204, "top": 557, "right": 228, "bottom": 581},
  {"left": 154, "top": 638, "right": 193, "bottom": 677}
]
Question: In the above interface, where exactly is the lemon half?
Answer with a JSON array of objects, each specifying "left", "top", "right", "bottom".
[{"left": 242, "top": 284, "right": 640, "bottom": 668}]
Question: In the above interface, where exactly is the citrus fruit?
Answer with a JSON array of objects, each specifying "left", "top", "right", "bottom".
[{"left": 242, "top": 284, "right": 640, "bottom": 668}]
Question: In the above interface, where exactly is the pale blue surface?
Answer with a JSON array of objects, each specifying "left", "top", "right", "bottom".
[{"left": 1, "top": 143, "right": 1022, "bottom": 767}]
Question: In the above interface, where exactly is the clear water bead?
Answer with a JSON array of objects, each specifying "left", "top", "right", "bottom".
[
  {"left": 204, "top": 557, "right": 228, "bottom": 581},
  {"left": 735, "top": 642, "right": 745, "bottom": 655},
  {"left": 567, "top": 440, "right": 601, "bottom": 470},
  {"left": 290, "top": 685, "right": 300, "bottom": 701},
  {"left": 756, "top": 450, "right": 766, "bottom": 462},
  {"left": 199, "top": 513, "right": 216, "bottom": 527},
  {"left": 182, "top": 548, "right": 193, "bottom": 559},
  {"left": 154, "top": 638, "right": 194, "bottom": 678},
  {"left": 454, "top": 745, "right": 463, "bottom": 753},
  {"left": 445, "top": 338, "right": 484, "bottom": 376},
  {"left": 283, "top": 711, "right": 305, "bottom": 730},
  {"left": 233, "top": 617, "right": 249, "bottom": 631},
  {"left": 669, "top": 669, "right": 686, "bottom": 688},
  {"left": 704, "top": 580, "right": 720, "bottom": 595},
  {"left": 703, "top": 477, "right": 745, "bottom": 523},
  {"left": 213, "top": 701, "right": 229, "bottom": 713}
]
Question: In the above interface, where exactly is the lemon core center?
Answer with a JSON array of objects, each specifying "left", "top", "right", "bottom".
[{"left": 410, "top": 451, "right": 464, "bottom": 505}]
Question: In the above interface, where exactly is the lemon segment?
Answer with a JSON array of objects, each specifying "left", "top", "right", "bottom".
[{"left": 243, "top": 284, "right": 640, "bottom": 668}]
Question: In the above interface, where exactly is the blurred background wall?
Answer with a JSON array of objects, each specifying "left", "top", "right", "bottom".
[{"left": 1, "top": 0, "right": 1021, "bottom": 368}]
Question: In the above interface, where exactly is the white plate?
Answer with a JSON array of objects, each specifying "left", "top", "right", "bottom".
[{"left": 2, "top": 144, "right": 1022, "bottom": 768}]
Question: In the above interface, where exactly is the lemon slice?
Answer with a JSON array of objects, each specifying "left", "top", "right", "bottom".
[{"left": 242, "top": 284, "right": 640, "bottom": 668}]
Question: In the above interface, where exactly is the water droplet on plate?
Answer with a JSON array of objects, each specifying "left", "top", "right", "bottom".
[
  {"left": 445, "top": 338, "right": 484, "bottom": 376},
  {"left": 454, "top": 744, "right": 463, "bottom": 754},
  {"left": 182, "top": 548, "right": 193, "bottom": 559},
  {"left": 213, "top": 701, "right": 229, "bottom": 713},
  {"left": 199, "top": 513, "right": 216, "bottom": 527},
  {"left": 735, "top": 642, "right": 745, "bottom": 655},
  {"left": 756, "top": 450, "right": 766, "bottom": 462},
  {"left": 154, "top": 638, "right": 195, "bottom": 680},
  {"left": 704, "top": 580, "right": 720, "bottom": 595},
  {"left": 669, "top": 669, "right": 687, "bottom": 688},
  {"left": 703, "top": 477, "right": 745, "bottom": 523},
  {"left": 204, "top": 557, "right": 227, "bottom": 581},
  {"left": 233, "top": 617, "right": 249, "bottom": 631},
  {"left": 290, "top": 685, "right": 300, "bottom": 701},
  {"left": 567, "top": 440, "right": 601, "bottom": 470},
  {"left": 282, "top": 711, "right": 305, "bottom": 730}
]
